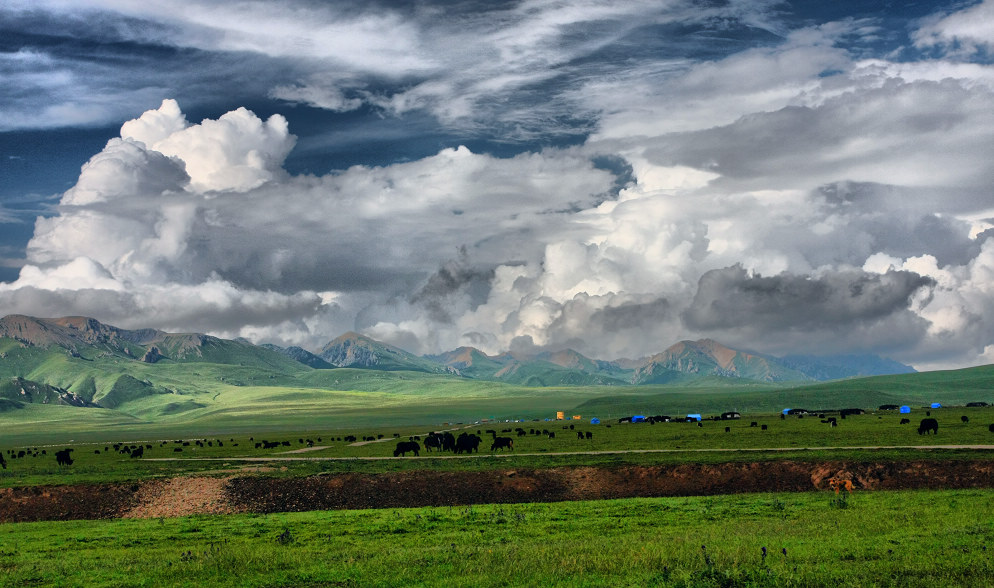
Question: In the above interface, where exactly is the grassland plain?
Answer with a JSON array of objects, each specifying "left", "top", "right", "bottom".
[
  {"left": 1, "top": 489, "right": 992, "bottom": 587},
  {"left": 3, "top": 359, "right": 994, "bottom": 586},
  {"left": 3, "top": 406, "right": 994, "bottom": 487}
]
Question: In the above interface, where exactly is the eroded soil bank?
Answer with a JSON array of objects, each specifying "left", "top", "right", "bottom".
[{"left": 3, "top": 460, "right": 993, "bottom": 523}]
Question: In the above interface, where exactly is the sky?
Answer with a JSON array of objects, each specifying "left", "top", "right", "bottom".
[{"left": 1, "top": 0, "right": 993, "bottom": 370}]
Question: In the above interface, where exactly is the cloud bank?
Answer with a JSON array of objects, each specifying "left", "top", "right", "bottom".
[{"left": 3, "top": 1, "right": 994, "bottom": 370}]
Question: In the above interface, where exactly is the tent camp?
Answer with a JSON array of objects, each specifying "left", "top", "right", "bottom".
[
  {"left": 899, "top": 406, "right": 911, "bottom": 413},
  {"left": 931, "top": 403, "right": 942, "bottom": 408},
  {"left": 590, "top": 418, "right": 601, "bottom": 425},
  {"left": 687, "top": 414, "right": 702, "bottom": 422},
  {"left": 632, "top": 415, "right": 646, "bottom": 423}
]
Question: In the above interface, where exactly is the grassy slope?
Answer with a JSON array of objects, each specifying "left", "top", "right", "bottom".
[{"left": 2, "top": 336, "right": 993, "bottom": 438}]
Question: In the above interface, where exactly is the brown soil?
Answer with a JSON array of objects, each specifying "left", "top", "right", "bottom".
[
  {"left": 2, "top": 459, "right": 993, "bottom": 523},
  {"left": 123, "top": 476, "right": 240, "bottom": 518}
]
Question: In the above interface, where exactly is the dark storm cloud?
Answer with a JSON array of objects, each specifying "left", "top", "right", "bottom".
[
  {"left": 587, "top": 297, "right": 672, "bottom": 332},
  {"left": 683, "top": 265, "right": 935, "bottom": 331},
  {"left": 410, "top": 256, "right": 496, "bottom": 324}
]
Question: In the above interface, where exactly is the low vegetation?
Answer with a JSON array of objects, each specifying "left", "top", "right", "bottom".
[{"left": 1, "top": 490, "right": 992, "bottom": 586}]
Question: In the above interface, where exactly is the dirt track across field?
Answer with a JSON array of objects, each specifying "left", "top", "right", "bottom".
[
  {"left": 2, "top": 459, "right": 994, "bottom": 523},
  {"left": 151, "top": 444, "right": 994, "bottom": 462}
]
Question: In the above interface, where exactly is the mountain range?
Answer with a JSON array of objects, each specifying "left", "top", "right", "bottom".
[
  {"left": 267, "top": 323, "right": 915, "bottom": 385},
  {"left": 0, "top": 314, "right": 917, "bottom": 415}
]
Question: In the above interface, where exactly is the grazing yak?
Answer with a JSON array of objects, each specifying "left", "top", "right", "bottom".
[
  {"left": 988, "top": 423, "right": 994, "bottom": 433},
  {"left": 918, "top": 418, "right": 939, "bottom": 435},
  {"left": 455, "top": 433, "right": 482, "bottom": 454},
  {"left": 961, "top": 416, "right": 969, "bottom": 423},
  {"left": 0, "top": 452, "right": 6, "bottom": 469},
  {"left": 130, "top": 446, "right": 144, "bottom": 459},
  {"left": 393, "top": 441, "right": 420, "bottom": 457},
  {"left": 491, "top": 437, "right": 514, "bottom": 452},
  {"left": 423, "top": 433, "right": 442, "bottom": 452},
  {"left": 900, "top": 418, "right": 911, "bottom": 425},
  {"left": 55, "top": 448, "right": 74, "bottom": 466}
]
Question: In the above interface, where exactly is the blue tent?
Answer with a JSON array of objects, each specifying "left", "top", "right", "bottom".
[
  {"left": 590, "top": 417, "right": 601, "bottom": 424},
  {"left": 930, "top": 403, "right": 942, "bottom": 408},
  {"left": 632, "top": 415, "right": 646, "bottom": 423},
  {"left": 782, "top": 408, "right": 791, "bottom": 415},
  {"left": 687, "top": 413, "right": 702, "bottom": 421},
  {"left": 899, "top": 406, "right": 911, "bottom": 413}
]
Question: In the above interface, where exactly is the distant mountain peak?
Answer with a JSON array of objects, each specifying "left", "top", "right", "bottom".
[
  {"left": 636, "top": 338, "right": 806, "bottom": 384},
  {"left": 319, "top": 331, "right": 448, "bottom": 373}
]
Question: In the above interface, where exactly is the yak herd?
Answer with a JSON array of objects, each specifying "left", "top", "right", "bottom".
[
  {"left": 1, "top": 407, "right": 992, "bottom": 471},
  {"left": 393, "top": 426, "right": 579, "bottom": 457}
]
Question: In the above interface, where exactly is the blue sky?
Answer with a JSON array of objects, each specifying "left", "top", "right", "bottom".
[{"left": 1, "top": 0, "right": 993, "bottom": 370}]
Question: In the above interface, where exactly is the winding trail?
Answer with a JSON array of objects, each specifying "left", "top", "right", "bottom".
[{"left": 147, "top": 443, "right": 994, "bottom": 463}]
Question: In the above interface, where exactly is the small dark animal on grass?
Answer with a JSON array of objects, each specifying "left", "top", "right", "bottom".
[
  {"left": 491, "top": 437, "right": 514, "bottom": 452},
  {"left": 455, "top": 433, "right": 482, "bottom": 454},
  {"left": 423, "top": 434, "right": 442, "bottom": 452},
  {"left": 0, "top": 453, "right": 6, "bottom": 469},
  {"left": 130, "top": 446, "right": 144, "bottom": 459},
  {"left": 918, "top": 418, "right": 939, "bottom": 435},
  {"left": 393, "top": 441, "right": 420, "bottom": 457},
  {"left": 761, "top": 424, "right": 768, "bottom": 430},
  {"left": 900, "top": 418, "right": 910, "bottom": 425},
  {"left": 961, "top": 416, "right": 969, "bottom": 423},
  {"left": 750, "top": 422, "right": 758, "bottom": 427},
  {"left": 724, "top": 427, "right": 730, "bottom": 433},
  {"left": 55, "top": 448, "right": 74, "bottom": 466},
  {"left": 988, "top": 423, "right": 994, "bottom": 433},
  {"left": 585, "top": 431, "right": 592, "bottom": 440}
]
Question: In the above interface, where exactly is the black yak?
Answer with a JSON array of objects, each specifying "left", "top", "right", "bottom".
[
  {"left": 393, "top": 441, "right": 420, "bottom": 457},
  {"left": 918, "top": 418, "right": 939, "bottom": 435},
  {"left": 55, "top": 448, "right": 74, "bottom": 466},
  {"left": 491, "top": 437, "right": 513, "bottom": 452},
  {"left": 424, "top": 433, "right": 442, "bottom": 452},
  {"left": 455, "top": 433, "right": 482, "bottom": 454},
  {"left": 900, "top": 418, "right": 911, "bottom": 425}
]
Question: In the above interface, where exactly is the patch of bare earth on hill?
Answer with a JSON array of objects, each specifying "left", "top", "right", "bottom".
[{"left": 3, "top": 460, "right": 994, "bottom": 522}]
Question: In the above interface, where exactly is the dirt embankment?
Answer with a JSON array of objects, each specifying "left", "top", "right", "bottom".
[{"left": 2, "top": 460, "right": 993, "bottom": 523}]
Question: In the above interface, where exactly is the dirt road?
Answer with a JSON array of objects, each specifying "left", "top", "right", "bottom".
[{"left": 150, "top": 444, "right": 994, "bottom": 463}]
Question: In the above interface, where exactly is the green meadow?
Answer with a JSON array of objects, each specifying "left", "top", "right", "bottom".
[
  {"left": 3, "top": 350, "right": 994, "bottom": 586},
  {"left": 2, "top": 489, "right": 992, "bottom": 587},
  {"left": 3, "top": 405, "right": 993, "bottom": 487}
]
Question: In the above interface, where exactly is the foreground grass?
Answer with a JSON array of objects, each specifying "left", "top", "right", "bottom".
[{"left": 1, "top": 489, "right": 992, "bottom": 587}]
